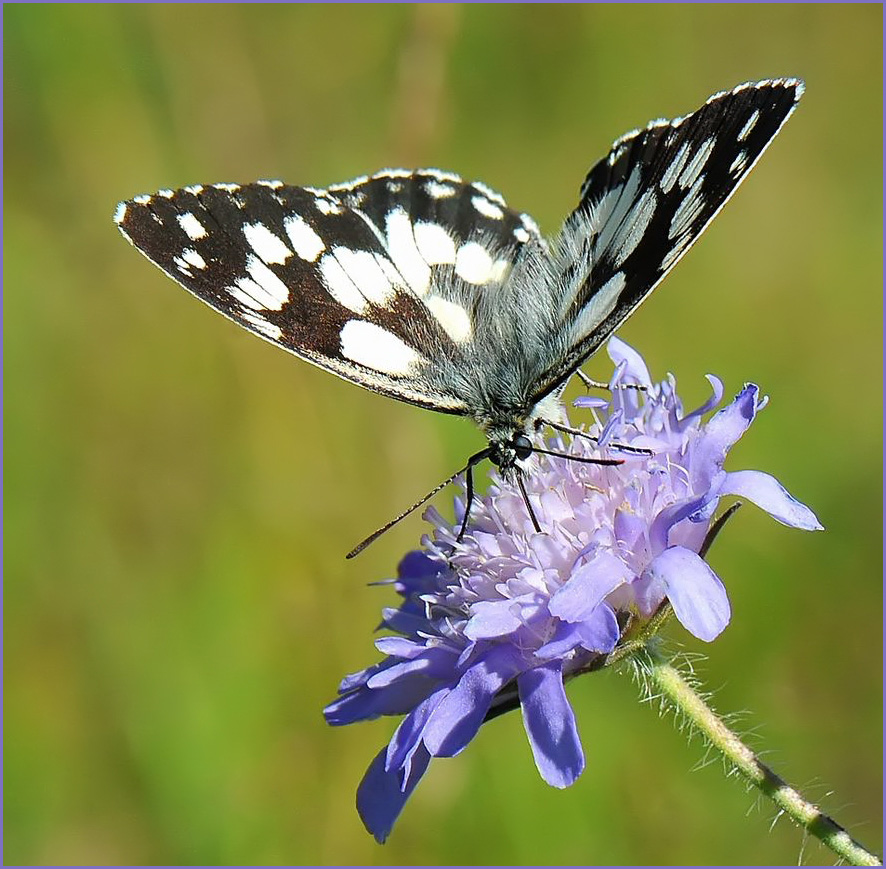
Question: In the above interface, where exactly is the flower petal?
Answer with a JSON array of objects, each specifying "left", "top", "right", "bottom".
[
  {"left": 535, "top": 620, "right": 583, "bottom": 659},
  {"left": 464, "top": 595, "right": 533, "bottom": 640},
  {"left": 648, "top": 494, "right": 712, "bottom": 555},
  {"left": 386, "top": 687, "right": 447, "bottom": 771},
  {"left": 644, "top": 546, "right": 731, "bottom": 642},
  {"left": 573, "top": 395, "right": 609, "bottom": 409},
  {"left": 607, "top": 336, "right": 653, "bottom": 388},
  {"left": 576, "top": 603, "right": 620, "bottom": 652},
  {"left": 357, "top": 742, "right": 432, "bottom": 844},
  {"left": 678, "top": 374, "right": 724, "bottom": 427},
  {"left": 422, "top": 645, "right": 523, "bottom": 757},
  {"left": 549, "top": 551, "right": 632, "bottom": 622},
  {"left": 718, "top": 470, "right": 823, "bottom": 531},
  {"left": 518, "top": 662, "right": 584, "bottom": 787},
  {"left": 691, "top": 384, "right": 760, "bottom": 490}
]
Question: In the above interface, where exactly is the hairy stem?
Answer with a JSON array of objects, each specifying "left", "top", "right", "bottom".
[{"left": 634, "top": 647, "right": 881, "bottom": 866}]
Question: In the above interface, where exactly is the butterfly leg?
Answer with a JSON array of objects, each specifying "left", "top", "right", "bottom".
[{"left": 515, "top": 471, "right": 542, "bottom": 533}]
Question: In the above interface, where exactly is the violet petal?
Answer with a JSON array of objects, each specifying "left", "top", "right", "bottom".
[
  {"left": 645, "top": 545, "right": 731, "bottom": 641},
  {"left": 576, "top": 603, "right": 620, "bottom": 652},
  {"left": 607, "top": 335, "right": 653, "bottom": 387},
  {"left": 549, "top": 551, "right": 631, "bottom": 622},
  {"left": 718, "top": 469, "right": 823, "bottom": 531},
  {"left": 518, "top": 662, "right": 585, "bottom": 788},
  {"left": 422, "top": 645, "right": 522, "bottom": 757},
  {"left": 464, "top": 594, "right": 535, "bottom": 640},
  {"left": 691, "top": 384, "right": 759, "bottom": 490},
  {"left": 357, "top": 742, "right": 432, "bottom": 844}
]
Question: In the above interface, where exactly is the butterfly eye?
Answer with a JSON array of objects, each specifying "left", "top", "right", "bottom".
[{"left": 512, "top": 434, "right": 533, "bottom": 460}]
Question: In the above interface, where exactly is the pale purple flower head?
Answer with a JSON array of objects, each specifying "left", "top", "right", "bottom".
[{"left": 324, "top": 337, "right": 822, "bottom": 842}]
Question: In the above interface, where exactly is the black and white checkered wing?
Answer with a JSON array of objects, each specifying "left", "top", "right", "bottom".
[
  {"left": 535, "top": 78, "right": 804, "bottom": 395},
  {"left": 115, "top": 170, "right": 541, "bottom": 414}
]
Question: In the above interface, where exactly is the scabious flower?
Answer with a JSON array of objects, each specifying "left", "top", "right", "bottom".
[{"left": 324, "top": 337, "right": 822, "bottom": 843}]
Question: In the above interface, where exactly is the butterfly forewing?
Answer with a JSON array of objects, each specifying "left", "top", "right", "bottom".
[
  {"left": 116, "top": 172, "right": 540, "bottom": 413},
  {"left": 533, "top": 78, "right": 803, "bottom": 396}
]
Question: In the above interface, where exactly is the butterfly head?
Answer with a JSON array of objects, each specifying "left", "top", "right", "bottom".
[{"left": 488, "top": 431, "right": 534, "bottom": 474}]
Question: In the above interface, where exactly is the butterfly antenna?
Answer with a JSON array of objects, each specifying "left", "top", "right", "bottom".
[
  {"left": 532, "top": 446, "right": 624, "bottom": 466},
  {"left": 346, "top": 447, "right": 492, "bottom": 559},
  {"left": 540, "top": 418, "right": 654, "bottom": 456}
]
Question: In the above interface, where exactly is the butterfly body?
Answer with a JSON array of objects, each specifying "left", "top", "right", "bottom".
[{"left": 115, "top": 79, "right": 803, "bottom": 544}]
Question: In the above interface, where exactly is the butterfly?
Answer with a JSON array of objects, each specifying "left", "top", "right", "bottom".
[{"left": 115, "top": 78, "right": 803, "bottom": 556}]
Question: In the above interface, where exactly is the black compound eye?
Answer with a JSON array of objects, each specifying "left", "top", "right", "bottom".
[{"left": 513, "top": 434, "right": 533, "bottom": 460}]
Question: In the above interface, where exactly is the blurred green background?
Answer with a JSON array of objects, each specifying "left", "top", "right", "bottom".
[{"left": 4, "top": 4, "right": 882, "bottom": 865}]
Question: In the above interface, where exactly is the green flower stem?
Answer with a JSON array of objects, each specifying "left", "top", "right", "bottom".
[{"left": 636, "top": 645, "right": 881, "bottom": 866}]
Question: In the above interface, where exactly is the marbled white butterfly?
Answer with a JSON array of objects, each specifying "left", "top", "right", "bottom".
[{"left": 115, "top": 78, "right": 803, "bottom": 556}]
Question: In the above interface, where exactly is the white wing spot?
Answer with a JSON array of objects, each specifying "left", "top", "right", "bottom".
[
  {"left": 315, "top": 197, "right": 342, "bottom": 216},
  {"left": 608, "top": 143, "right": 628, "bottom": 166},
  {"left": 592, "top": 165, "right": 642, "bottom": 253},
  {"left": 455, "top": 242, "right": 494, "bottom": 285},
  {"left": 257, "top": 179, "right": 283, "bottom": 189},
  {"left": 471, "top": 195, "right": 504, "bottom": 220},
  {"left": 737, "top": 109, "right": 760, "bottom": 141},
  {"left": 669, "top": 176, "right": 706, "bottom": 240},
  {"left": 244, "top": 255, "right": 290, "bottom": 310},
  {"left": 373, "top": 254, "right": 406, "bottom": 293},
  {"left": 513, "top": 226, "right": 530, "bottom": 243},
  {"left": 413, "top": 222, "right": 457, "bottom": 265},
  {"left": 213, "top": 183, "right": 241, "bottom": 192},
  {"left": 613, "top": 190, "right": 657, "bottom": 267},
  {"left": 660, "top": 234, "right": 693, "bottom": 273},
  {"left": 177, "top": 212, "right": 207, "bottom": 241},
  {"left": 133, "top": 194, "right": 152, "bottom": 205},
  {"left": 240, "top": 310, "right": 282, "bottom": 340},
  {"left": 425, "top": 181, "right": 457, "bottom": 200},
  {"left": 173, "top": 256, "right": 192, "bottom": 275},
  {"left": 332, "top": 247, "right": 396, "bottom": 305},
  {"left": 184, "top": 184, "right": 204, "bottom": 195},
  {"left": 340, "top": 320, "right": 421, "bottom": 376},
  {"left": 570, "top": 272, "right": 626, "bottom": 344},
  {"left": 319, "top": 254, "right": 368, "bottom": 314},
  {"left": 678, "top": 136, "right": 716, "bottom": 189},
  {"left": 229, "top": 278, "right": 270, "bottom": 311},
  {"left": 385, "top": 210, "right": 431, "bottom": 295},
  {"left": 181, "top": 248, "right": 207, "bottom": 270},
  {"left": 158, "top": 189, "right": 174, "bottom": 199},
  {"left": 284, "top": 214, "right": 325, "bottom": 262},
  {"left": 519, "top": 213, "right": 541, "bottom": 238},
  {"left": 471, "top": 181, "right": 506, "bottom": 206},
  {"left": 243, "top": 222, "right": 292, "bottom": 265},
  {"left": 422, "top": 169, "right": 461, "bottom": 183},
  {"left": 114, "top": 202, "right": 127, "bottom": 224},
  {"left": 660, "top": 143, "right": 691, "bottom": 194},
  {"left": 426, "top": 296, "right": 472, "bottom": 342},
  {"left": 729, "top": 151, "right": 749, "bottom": 175}
]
